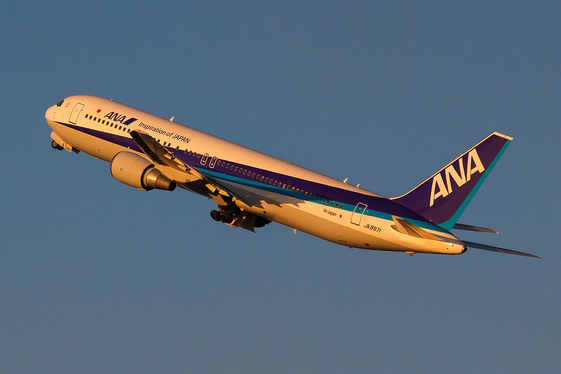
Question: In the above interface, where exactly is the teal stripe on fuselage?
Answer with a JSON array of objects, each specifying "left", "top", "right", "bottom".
[{"left": 201, "top": 168, "right": 451, "bottom": 235}]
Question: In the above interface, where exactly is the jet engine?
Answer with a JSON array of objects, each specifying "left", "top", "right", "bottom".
[{"left": 110, "top": 151, "right": 176, "bottom": 191}]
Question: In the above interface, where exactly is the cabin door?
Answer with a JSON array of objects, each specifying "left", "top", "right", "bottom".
[
  {"left": 69, "top": 103, "right": 84, "bottom": 124},
  {"left": 350, "top": 203, "right": 367, "bottom": 226}
]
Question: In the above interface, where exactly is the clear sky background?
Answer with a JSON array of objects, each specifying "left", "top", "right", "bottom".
[{"left": 1, "top": 1, "right": 559, "bottom": 373}]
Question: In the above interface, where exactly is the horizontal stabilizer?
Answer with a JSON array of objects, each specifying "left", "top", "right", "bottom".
[
  {"left": 453, "top": 223, "right": 498, "bottom": 234},
  {"left": 463, "top": 240, "right": 540, "bottom": 259}
]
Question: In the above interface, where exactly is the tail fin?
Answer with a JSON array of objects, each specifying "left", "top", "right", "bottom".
[{"left": 391, "top": 132, "right": 513, "bottom": 231}]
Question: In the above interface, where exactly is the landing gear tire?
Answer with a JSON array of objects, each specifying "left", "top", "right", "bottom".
[
  {"left": 255, "top": 216, "right": 271, "bottom": 228},
  {"left": 211, "top": 208, "right": 235, "bottom": 224},
  {"left": 210, "top": 210, "right": 222, "bottom": 221},
  {"left": 220, "top": 211, "right": 233, "bottom": 224},
  {"left": 51, "top": 140, "right": 63, "bottom": 150}
]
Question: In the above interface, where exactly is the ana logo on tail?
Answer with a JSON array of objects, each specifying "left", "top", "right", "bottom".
[{"left": 429, "top": 149, "right": 485, "bottom": 207}]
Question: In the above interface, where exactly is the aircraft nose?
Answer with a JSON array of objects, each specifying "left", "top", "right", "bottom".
[
  {"left": 46, "top": 99, "right": 65, "bottom": 121},
  {"left": 45, "top": 105, "right": 55, "bottom": 121}
]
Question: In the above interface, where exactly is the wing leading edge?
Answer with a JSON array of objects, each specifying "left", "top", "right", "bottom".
[{"left": 131, "top": 130, "right": 238, "bottom": 198}]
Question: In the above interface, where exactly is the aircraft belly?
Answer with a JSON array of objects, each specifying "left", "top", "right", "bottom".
[
  {"left": 215, "top": 180, "right": 417, "bottom": 251},
  {"left": 272, "top": 205, "right": 411, "bottom": 251}
]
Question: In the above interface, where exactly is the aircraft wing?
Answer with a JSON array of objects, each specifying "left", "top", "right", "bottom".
[
  {"left": 130, "top": 130, "right": 240, "bottom": 204},
  {"left": 131, "top": 130, "right": 207, "bottom": 179},
  {"left": 130, "top": 130, "right": 270, "bottom": 232}
]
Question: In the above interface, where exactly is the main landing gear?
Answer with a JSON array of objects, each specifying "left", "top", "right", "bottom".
[
  {"left": 210, "top": 206, "right": 271, "bottom": 228},
  {"left": 211, "top": 207, "right": 234, "bottom": 224}
]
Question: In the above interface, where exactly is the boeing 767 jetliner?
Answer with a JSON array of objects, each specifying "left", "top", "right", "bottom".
[{"left": 45, "top": 95, "right": 538, "bottom": 258}]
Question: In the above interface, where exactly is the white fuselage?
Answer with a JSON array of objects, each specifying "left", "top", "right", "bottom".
[{"left": 46, "top": 95, "right": 465, "bottom": 255}]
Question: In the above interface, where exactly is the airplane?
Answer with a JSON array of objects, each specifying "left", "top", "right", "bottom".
[{"left": 45, "top": 95, "right": 539, "bottom": 258}]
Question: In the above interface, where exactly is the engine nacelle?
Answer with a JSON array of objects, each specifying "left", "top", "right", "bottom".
[{"left": 110, "top": 151, "right": 176, "bottom": 191}]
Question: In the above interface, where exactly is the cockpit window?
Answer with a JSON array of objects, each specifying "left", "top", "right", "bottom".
[{"left": 56, "top": 100, "right": 64, "bottom": 107}]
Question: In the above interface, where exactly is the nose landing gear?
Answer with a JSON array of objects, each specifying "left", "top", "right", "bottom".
[{"left": 51, "top": 140, "right": 63, "bottom": 150}]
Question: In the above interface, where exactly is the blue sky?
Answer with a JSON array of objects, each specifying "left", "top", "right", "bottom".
[{"left": 1, "top": 1, "right": 560, "bottom": 373}]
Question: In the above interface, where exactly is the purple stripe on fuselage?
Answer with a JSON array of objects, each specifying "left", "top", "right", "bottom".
[
  {"left": 123, "top": 118, "right": 138, "bottom": 126},
  {"left": 59, "top": 121, "right": 440, "bottom": 228}
]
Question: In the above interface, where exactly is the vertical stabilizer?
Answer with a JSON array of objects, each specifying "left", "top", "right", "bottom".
[{"left": 391, "top": 132, "right": 512, "bottom": 231}]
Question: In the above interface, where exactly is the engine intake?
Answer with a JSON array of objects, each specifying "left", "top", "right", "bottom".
[{"left": 110, "top": 151, "right": 176, "bottom": 191}]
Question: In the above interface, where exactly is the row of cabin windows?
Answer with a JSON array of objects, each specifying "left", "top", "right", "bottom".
[
  {"left": 178, "top": 148, "right": 342, "bottom": 208},
  {"left": 85, "top": 114, "right": 131, "bottom": 134},
  {"left": 85, "top": 112, "right": 343, "bottom": 209},
  {"left": 85, "top": 114, "right": 186, "bottom": 153},
  {"left": 179, "top": 150, "right": 342, "bottom": 208},
  {"left": 201, "top": 160, "right": 342, "bottom": 208}
]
